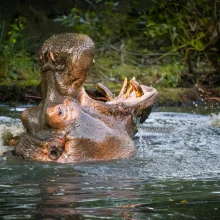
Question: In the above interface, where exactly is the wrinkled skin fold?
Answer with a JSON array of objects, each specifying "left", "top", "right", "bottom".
[{"left": 15, "top": 33, "right": 158, "bottom": 163}]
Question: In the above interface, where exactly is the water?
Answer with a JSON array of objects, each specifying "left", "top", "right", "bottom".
[{"left": 0, "top": 104, "right": 220, "bottom": 219}]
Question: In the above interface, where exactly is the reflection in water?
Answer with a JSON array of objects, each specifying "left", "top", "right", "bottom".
[
  {"left": 38, "top": 176, "right": 141, "bottom": 219},
  {"left": 1, "top": 163, "right": 220, "bottom": 219},
  {"left": 0, "top": 111, "right": 220, "bottom": 219}
]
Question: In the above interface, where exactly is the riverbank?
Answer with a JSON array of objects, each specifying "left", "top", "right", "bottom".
[{"left": 0, "top": 84, "right": 219, "bottom": 106}]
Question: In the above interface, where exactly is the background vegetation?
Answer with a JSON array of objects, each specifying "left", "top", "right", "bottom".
[
  {"left": 0, "top": 17, "right": 39, "bottom": 87},
  {"left": 0, "top": 0, "right": 219, "bottom": 91}
]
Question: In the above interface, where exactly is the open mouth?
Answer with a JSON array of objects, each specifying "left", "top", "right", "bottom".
[
  {"left": 107, "top": 85, "right": 157, "bottom": 105},
  {"left": 88, "top": 77, "right": 158, "bottom": 105}
]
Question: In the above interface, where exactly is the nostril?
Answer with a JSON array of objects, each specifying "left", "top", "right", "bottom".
[
  {"left": 48, "top": 145, "right": 63, "bottom": 160},
  {"left": 58, "top": 107, "right": 63, "bottom": 116}
]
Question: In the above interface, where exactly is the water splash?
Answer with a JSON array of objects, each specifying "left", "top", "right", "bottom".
[
  {"left": 0, "top": 107, "right": 220, "bottom": 220},
  {"left": 0, "top": 111, "right": 220, "bottom": 180},
  {"left": 0, "top": 116, "right": 23, "bottom": 156},
  {"left": 70, "top": 112, "right": 220, "bottom": 180},
  {"left": 208, "top": 113, "right": 220, "bottom": 127},
  {"left": 133, "top": 112, "right": 220, "bottom": 179}
]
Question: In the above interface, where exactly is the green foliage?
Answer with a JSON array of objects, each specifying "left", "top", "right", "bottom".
[
  {"left": 0, "top": 17, "right": 39, "bottom": 86},
  {"left": 54, "top": 0, "right": 219, "bottom": 88},
  {"left": 147, "top": 62, "right": 183, "bottom": 88},
  {"left": 3, "top": 17, "right": 26, "bottom": 57},
  {"left": 144, "top": 0, "right": 219, "bottom": 53},
  {"left": 54, "top": 1, "right": 123, "bottom": 41}
]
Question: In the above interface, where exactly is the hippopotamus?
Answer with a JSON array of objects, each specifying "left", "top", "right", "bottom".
[{"left": 15, "top": 33, "right": 158, "bottom": 163}]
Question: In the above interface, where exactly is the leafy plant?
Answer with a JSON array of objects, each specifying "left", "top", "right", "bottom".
[
  {"left": 3, "top": 17, "right": 26, "bottom": 57},
  {"left": 143, "top": 0, "right": 220, "bottom": 72},
  {"left": 0, "top": 17, "right": 39, "bottom": 86},
  {"left": 54, "top": 1, "right": 124, "bottom": 41},
  {"left": 54, "top": 0, "right": 220, "bottom": 88}
]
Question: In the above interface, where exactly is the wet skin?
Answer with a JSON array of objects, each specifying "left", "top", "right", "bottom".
[{"left": 15, "top": 33, "right": 158, "bottom": 163}]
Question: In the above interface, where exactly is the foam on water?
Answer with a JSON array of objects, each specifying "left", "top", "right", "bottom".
[
  {"left": 72, "top": 112, "right": 220, "bottom": 180},
  {"left": 208, "top": 113, "right": 220, "bottom": 127},
  {"left": 9, "top": 107, "right": 27, "bottom": 112},
  {"left": 133, "top": 112, "right": 220, "bottom": 179},
  {"left": 1, "top": 108, "right": 220, "bottom": 219},
  {"left": 0, "top": 111, "right": 220, "bottom": 220},
  {"left": 0, "top": 116, "right": 24, "bottom": 156},
  {"left": 0, "top": 112, "right": 219, "bottom": 180}
]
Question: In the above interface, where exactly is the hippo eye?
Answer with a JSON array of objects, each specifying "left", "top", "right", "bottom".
[{"left": 58, "top": 107, "right": 63, "bottom": 116}]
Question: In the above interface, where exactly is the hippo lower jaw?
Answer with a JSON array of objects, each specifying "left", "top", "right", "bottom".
[
  {"left": 56, "top": 146, "right": 136, "bottom": 163},
  {"left": 16, "top": 133, "right": 136, "bottom": 163}
]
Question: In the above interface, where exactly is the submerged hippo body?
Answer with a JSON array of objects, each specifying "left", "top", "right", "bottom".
[{"left": 15, "top": 33, "right": 158, "bottom": 163}]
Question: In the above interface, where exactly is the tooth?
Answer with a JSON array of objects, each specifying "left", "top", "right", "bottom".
[
  {"left": 118, "top": 77, "right": 128, "bottom": 98},
  {"left": 125, "top": 84, "right": 133, "bottom": 98},
  {"left": 130, "top": 80, "right": 144, "bottom": 97},
  {"left": 125, "top": 77, "right": 135, "bottom": 98},
  {"left": 96, "top": 83, "right": 114, "bottom": 101}
]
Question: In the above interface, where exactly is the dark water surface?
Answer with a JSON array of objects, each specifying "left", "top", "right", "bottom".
[{"left": 0, "top": 105, "right": 220, "bottom": 219}]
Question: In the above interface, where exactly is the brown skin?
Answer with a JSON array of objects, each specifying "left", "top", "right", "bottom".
[
  {"left": 45, "top": 98, "right": 136, "bottom": 162},
  {"left": 15, "top": 33, "right": 158, "bottom": 163}
]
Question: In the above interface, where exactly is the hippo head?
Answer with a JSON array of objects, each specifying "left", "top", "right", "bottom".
[{"left": 15, "top": 33, "right": 158, "bottom": 163}]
